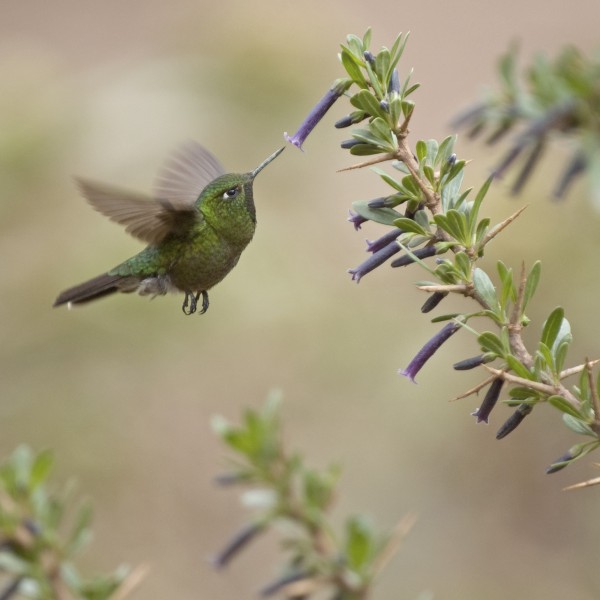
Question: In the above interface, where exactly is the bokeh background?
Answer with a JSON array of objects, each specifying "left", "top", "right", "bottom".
[{"left": 2, "top": 1, "right": 600, "bottom": 598}]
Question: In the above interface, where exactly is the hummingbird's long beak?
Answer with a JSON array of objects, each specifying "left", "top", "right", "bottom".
[{"left": 251, "top": 146, "right": 285, "bottom": 179}]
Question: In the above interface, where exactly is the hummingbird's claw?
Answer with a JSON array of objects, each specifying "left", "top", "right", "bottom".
[
  {"left": 199, "top": 290, "right": 209, "bottom": 315},
  {"left": 182, "top": 290, "right": 209, "bottom": 315}
]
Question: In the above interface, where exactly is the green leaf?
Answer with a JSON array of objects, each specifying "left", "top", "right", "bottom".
[
  {"left": 496, "top": 261, "right": 515, "bottom": 310},
  {"left": 349, "top": 144, "right": 387, "bottom": 156},
  {"left": 435, "top": 136, "right": 456, "bottom": 169},
  {"left": 350, "top": 90, "right": 386, "bottom": 119},
  {"left": 505, "top": 355, "right": 534, "bottom": 379},
  {"left": 375, "top": 49, "right": 391, "bottom": 83},
  {"left": 401, "top": 100, "right": 415, "bottom": 119},
  {"left": 454, "top": 252, "right": 471, "bottom": 279},
  {"left": 415, "top": 140, "right": 427, "bottom": 162},
  {"left": 346, "top": 34, "right": 364, "bottom": 58},
  {"left": 563, "top": 414, "right": 597, "bottom": 437},
  {"left": 30, "top": 450, "right": 54, "bottom": 491},
  {"left": 473, "top": 268, "right": 500, "bottom": 313},
  {"left": 548, "top": 395, "right": 584, "bottom": 419},
  {"left": 523, "top": 261, "right": 541, "bottom": 311},
  {"left": 352, "top": 200, "right": 403, "bottom": 226},
  {"left": 393, "top": 217, "right": 427, "bottom": 236},
  {"left": 345, "top": 516, "right": 374, "bottom": 571},
  {"left": 340, "top": 49, "right": 367, "bottom": 87},
  {"left": 67, "top": 502, "right": 94, "bottom": 555},
  {"left": 536, "top": 342, "right": 555, "bottom": 371},
  {"left": 541, "top": 307, "right": 565, "bottom": 348},
  {"left": 478, "top": 331, "right": 506, "bottom": 357},
  {"left": 362, "top": 27, "right": 372, "bottom": 50}
]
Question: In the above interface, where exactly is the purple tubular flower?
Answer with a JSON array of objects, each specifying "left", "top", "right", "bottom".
[
  {"left": 366, "top": 228, "right": 403, "bottom": 253},
  {"left": 420, "top": 291, "right": 448, "bottom": 314},
  {"left": 284, "top": 80, "right": 349, "bottom": 151},
  {"left": 348, "top": 210, "right": 368, "bottom": 231},
  {"left": 348, "top": 241, "right": 401, "bottom": 283},
  {"left": 212, "top": 522, "right": 266, "bottom": 569},
  {"left": 391, "top": 245, "right": 437, "bottom": 268},
  {"left": 471, "top": 378, "right": 504, "bottom": 424},
  {"left": 399, "top": 321, "right": 461, "bottom": 383},
  {"left": 496, "top": 403, "right": 533, "bottom": 439}
]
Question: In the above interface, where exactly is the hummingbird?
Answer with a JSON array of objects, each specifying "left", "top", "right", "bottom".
[{"left": 53, "top": 142, "right": 285, "bottom": 315}]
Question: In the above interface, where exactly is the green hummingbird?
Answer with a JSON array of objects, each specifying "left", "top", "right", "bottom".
[{"left": 53, "top": 142, "right": 285, "bottom": 315}]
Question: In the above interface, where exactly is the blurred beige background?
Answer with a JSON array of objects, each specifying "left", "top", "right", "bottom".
[{"left": 1, "top": 1, "right": 600, "bottom": 598}]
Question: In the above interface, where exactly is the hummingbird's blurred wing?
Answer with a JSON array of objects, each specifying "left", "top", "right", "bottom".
[
  {"left": 154, "top": 141, "right": 225, "bottom": 204},
  {"left": 76, "top": 179, "right": 200, "bottom": 245}
]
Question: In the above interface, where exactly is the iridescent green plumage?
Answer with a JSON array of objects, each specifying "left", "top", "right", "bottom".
[{"left": 54, "top": 143, "right": 284, "bottom": 315}]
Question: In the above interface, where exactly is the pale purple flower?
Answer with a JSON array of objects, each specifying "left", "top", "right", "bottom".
[
  {"left": 348, "top": 210, "right": 368, "bottom": 231},
  {"left": 285, "top": 80, "right": 350, "bottom": 151}
]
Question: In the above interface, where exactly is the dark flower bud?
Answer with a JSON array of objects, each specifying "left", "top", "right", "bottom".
[
  {"left": 334, "top": 111, "right": 367, "bottom": 129},
  {"left": 363, "top": 51, "right": 376, "bottom": 65},
  {"left": 399, "top": 321, "right": 462, "bottom": 383},
  {"left": 447, "top": 153, "right": 457, "bottom": 168},
  {"left": 390, "top": 245, "right": 437, "bottom": 267},
  {"left": 388, "top": 69, "right": 400, "bottom": 94},
  {"left": 453, "top": 354, "right": 488, "bottom": 370},
  {"left": 421, "top": 291, "right": 448, "bottom": 314},
  {"left": 367, "top": 195, "right": 401, "bottom": 209},
  {"left": 348, "top": 242, "right": 401, "bottom": 283},
  {"left": 348, "top": 210, "right": 368, "bottom": 231},
  {"left": 545, "top": 448, "right": 579, "bottom": 474},
  {"left": 212, "top": 522, "right": 266, "bottom": 569},
  {"left": 214, "top": 472, "right": 248, "bottom": 486},
  {"left": 380, "top": 100, "right": 390, "bottom": 113},
  {"left": 496, "top": 403, "right": 533, "bottom": 439},
  {"left": 367, "top": 197, "right": 388, "bottom": 208},
  {"left": 366, "top": 228, "right": 403, "bottom": 253},
  {"left": 471, "top": 378, "right": 504, "bottom": 424},
  {"left": 341, "top": 139, "right": 362, "bottom": 149}
]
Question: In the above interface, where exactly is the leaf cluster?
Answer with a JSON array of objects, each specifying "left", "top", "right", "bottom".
[
  {"left": 212, "top": 395, "right": 411, "bottom": 599},
  {"left": 454, "top": 45, "right": 600, "bottom": 200},
  {"left": 337, "top": 31, "right": 600, "bottom": 479},
  {"left": 0, "top": 446, "right": 136, "bottom": 599}
]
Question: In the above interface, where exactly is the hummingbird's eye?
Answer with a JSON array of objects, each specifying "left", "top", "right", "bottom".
[{"left": 222, "top": 186, "right": 240, "bottom": 200}]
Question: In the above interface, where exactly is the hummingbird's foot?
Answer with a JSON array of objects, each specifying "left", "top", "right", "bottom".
[
  {"left": 181, "top": 290, "right": 209, "bottom": 315},
  {"left": 182, "top": 291, "right": 198, "bottom": 315},
  {"left": 198, "top": 290, "right": 209, "bottom": 315}
]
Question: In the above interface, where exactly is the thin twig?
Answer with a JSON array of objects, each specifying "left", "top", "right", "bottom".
[
  {"left": 563, "top": 476, "right": 600, "bottom": 491},
  {"left": 112, "top": 564, "right": 150, "bottom": 600},
  {"left": 336, "top": 153, "right": 396, "bottom": 172},
  {"left": 479, "top": 205, "right": 528, "bottom": 248},
  {"left": 371, "top": 513, "right": 417, "bottom": 578},
  {"left": 416, "top": 284, "right": 470, "bottom": 294},
  {"left": 560, "top": 360, "right": 600, "bottom": 380},
  {"left": 451, "top": 374, "right": 497, "bottom": 401}
]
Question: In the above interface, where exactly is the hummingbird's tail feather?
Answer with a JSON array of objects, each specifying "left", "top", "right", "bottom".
[{"left": 53, "top": 273, "right": 139, "bottom": 307}]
